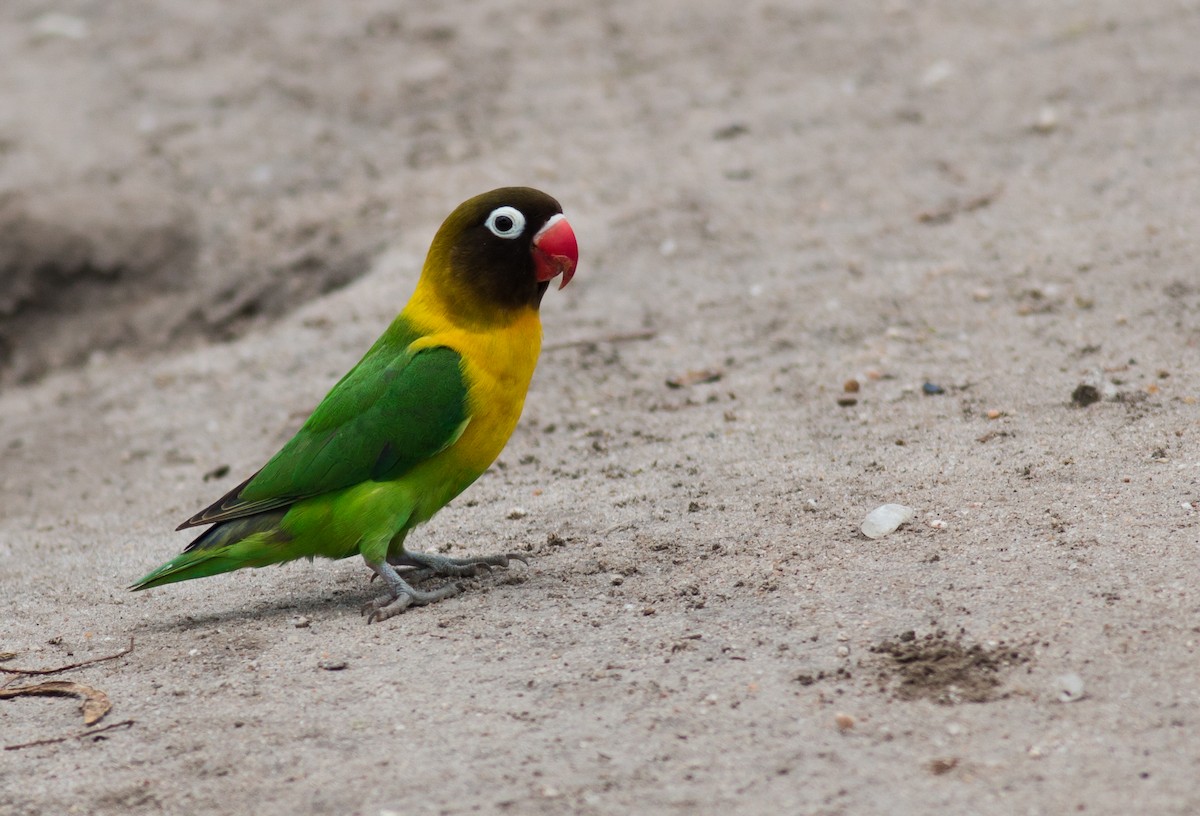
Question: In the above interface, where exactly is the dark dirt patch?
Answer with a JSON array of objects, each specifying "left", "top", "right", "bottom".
[
  {"left": 0, "top": 186, "right": 373, "bottom": 385},
  {"left": 1071, "top": 383, "right": 1102, "bottom": 407},
  {"left": 0, "top": 188, "right": 198, "bottom": 382},
  {"left": 870, "top": 630, "right": 1028, "bottom": 705}
]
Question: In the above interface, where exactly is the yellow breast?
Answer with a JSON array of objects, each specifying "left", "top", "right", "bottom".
[
  {"left": 397, "top": 289, "right": 543, "bottom": 523},
  {"left": 418, "top": 309, "right": 543, "bottom": 472}
]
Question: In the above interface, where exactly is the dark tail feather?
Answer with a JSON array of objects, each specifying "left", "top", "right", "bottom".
[{"left": 182, "top": 510, "right": 288, "bottom": 553}]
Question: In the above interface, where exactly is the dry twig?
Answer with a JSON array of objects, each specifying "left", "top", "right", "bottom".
[
  {"left": 4, "top": 719, "right": 135, "bottom": 752},
  {"left": 917, "top": 185, "right": 1004, "bottom": 224},
  {"left": 0, "top": 681, "right": 111, "bottom": 725},
  {"left": 0, "top": 637, "right": 134, "bottom": 678},
  {"left": 543, "top": 329, "right": 657, "bottom": 351}
]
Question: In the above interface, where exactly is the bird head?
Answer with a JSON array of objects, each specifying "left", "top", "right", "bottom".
[{"left": 422, "top": 187, "right": 578, "bottom": 326}]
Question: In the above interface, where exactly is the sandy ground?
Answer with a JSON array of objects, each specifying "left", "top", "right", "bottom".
[{"left": 3, "top": 1, "right": 1200, "bottom": 814}]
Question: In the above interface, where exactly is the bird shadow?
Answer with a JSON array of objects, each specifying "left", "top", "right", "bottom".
[
  {"left": 133, "top": 572, "right": 380, "bottom": 633},
  {"left": 132, "top": 565, "right": 525, "bottom": 633}
]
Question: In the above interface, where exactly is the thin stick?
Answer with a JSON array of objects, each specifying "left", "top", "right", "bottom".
[
  {"left": 4, "top": 719, "right": 136, "bottom": 751},
  {"left": 0, "top": 638, "right": 134, "bottom": 677},
  {"left": 917, "top": 185, "right": 1005, "bottom": 224},
  {"left": 543, "top": 329, "right": 657, "bottom": 352}
]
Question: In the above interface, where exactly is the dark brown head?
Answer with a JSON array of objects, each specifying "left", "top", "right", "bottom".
[{"left": 421, "top": 187, "right": 578, "bottom": 325}]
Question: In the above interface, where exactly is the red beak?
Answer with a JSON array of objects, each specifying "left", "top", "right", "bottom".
[{"left": 532, "top": 214, "right": 578, "bottom": 289}]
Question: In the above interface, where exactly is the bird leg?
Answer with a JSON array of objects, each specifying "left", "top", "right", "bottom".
[
  {"left": 387, "top": 550, "right": 530, "bottom": 580},
  {"left": 361, "top": 559, "right": 462, "bottom": 623}
]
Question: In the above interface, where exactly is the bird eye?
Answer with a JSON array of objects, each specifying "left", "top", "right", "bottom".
[{"left": 485, "top": 206, "right": 526, "bottom": 239}]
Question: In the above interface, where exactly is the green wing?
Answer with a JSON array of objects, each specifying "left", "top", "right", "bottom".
[{"left": 179, "top": 343, "right": 469, "bottom": 529}]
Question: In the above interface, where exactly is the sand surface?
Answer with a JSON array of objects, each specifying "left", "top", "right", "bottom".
[{"left": 2, "top": 1, "right": 1199, "bottom": 814}]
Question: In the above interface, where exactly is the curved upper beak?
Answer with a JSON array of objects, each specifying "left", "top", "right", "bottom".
[{"left": 532, "top": 213, "right": 578, "bottom": 289}]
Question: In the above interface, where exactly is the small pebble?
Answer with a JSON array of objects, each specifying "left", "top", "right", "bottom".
[
  {"left": 290, "top": 615, "right": 311, "bottom": 629},
  {"left": 506, "top": 507, "right": 528, "bottom": 520},
  {"left": 836, "top": 395, "right": 858, "bottom": 407},
  {"left": 1032, "top": 105, "right": 1059, "bottom": 134},
  {"left": 834, "top": 712, "right": 856, "bottom": 732},
  {"left": 922, "top": 382, "right": 945, "bottom": 395},
  {"left": 318, "top": 659, "right": 348, "bottom": 671},
  {"left": 927, "top": 757, "right": 959, "bottom": 775},
  {"left": 861, "top": 504, "right": 915, "bottom": 539},
  {"left": 1055, "top": 672, "right": 1086, "bottom": 702},
  {"left": 713, "top": 123, "right": 750, "bottom": 140},
  {"left": 835, "top": 645, "right": 850, "bottom": 658},
  {"left": 32, "top": 12, "right": 89, "bottom": 40},
  {"left": 843, "top": 378, "right": 860, "bottom": 393},
  {"left": 986, "top": 409, "right": 1003, "bottom": 419},
  {"left": 921, "top": 60, "right": 955, "bottom": 88}
]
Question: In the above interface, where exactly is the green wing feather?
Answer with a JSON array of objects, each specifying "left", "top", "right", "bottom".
[{"left": 179, "top": 332, "right": 469, "bottom": 531}]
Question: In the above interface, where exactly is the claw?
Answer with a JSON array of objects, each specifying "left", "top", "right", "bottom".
[
  {"left": 366, "top": 593, "right": 414, "bottom": 623},
  {"left": 361, "top": 594, "right": 393, "bottom": 617},
  {"left": 362, "top": 559, "right": 469, "bottom": 623},
  {"left": 366, "top": 582, "right": 462, "bottom": 623},
  {"left": 359, "top": 550, "right": 530, "bottom": 622}
]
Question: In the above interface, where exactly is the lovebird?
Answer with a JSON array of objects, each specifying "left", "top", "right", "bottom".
[{"left": 133, "top": 187, "right": 578, "bottom": 621}]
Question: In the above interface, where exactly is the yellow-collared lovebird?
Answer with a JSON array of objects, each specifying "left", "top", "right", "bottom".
[{"left": 133, "top": 188, "right": 578, "bottom": 621}]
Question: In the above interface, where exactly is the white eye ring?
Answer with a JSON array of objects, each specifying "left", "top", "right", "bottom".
[{"left": 484, "top": 206, "right": 526, "bottom": 239}]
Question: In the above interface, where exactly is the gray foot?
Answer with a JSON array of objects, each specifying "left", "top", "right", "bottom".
[
  {"left": 387, "top": 550, "right": 530, "bottom": 580},
  {"left": 362, "top": 560, "right": 463, "bottom": 623}
]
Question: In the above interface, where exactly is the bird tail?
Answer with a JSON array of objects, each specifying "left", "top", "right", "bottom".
[{"left": 130, "top": 510, "right": 291, "bottom": 590}]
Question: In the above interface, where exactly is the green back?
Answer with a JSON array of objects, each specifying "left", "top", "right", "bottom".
[
  {"left": 184, "top": 320, "right": 469, "bottom": 528},
  {"left": 244, "top": 346, "right": 468, "bottom": 497}
]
